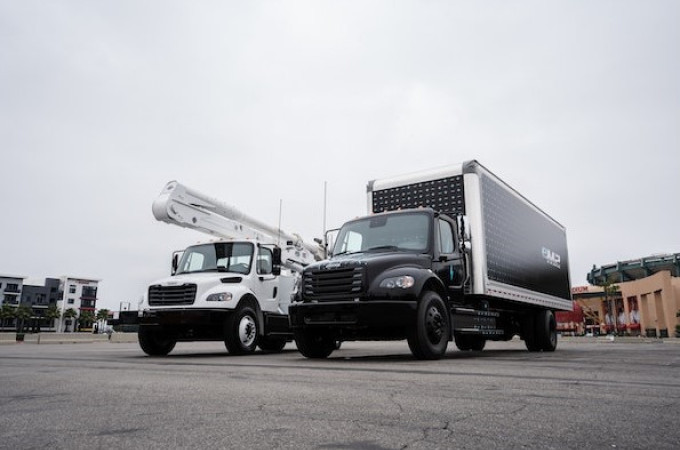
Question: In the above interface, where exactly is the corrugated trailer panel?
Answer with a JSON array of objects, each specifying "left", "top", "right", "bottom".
[
  {"left": 368, "top": 160, "right": 572, "bottom": 311},
  {"left": 478, "top": 169, "right": 571, "bottom": 302}
]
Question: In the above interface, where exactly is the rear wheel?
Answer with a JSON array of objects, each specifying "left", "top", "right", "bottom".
[
  {"left": 535, "top": 310, "right": 557, "bottom": 352},
  {"left": 294, "top": 330, "right": 336, "bottom": 359},
  {"left": 258, "top": 336, "right": 287, "bottom": 353},
  {"left": 138, "top": 326, "right": 176, "bottom": 356},
  {"left": 224, "top": 306, "right": 259, "bottom": 355},
  {"left": 454, "top": 334, "right": 486, "bottom": 351},
  {"left": 523, "top": 310, "right": 557, "bottom": 352},
  {"left": 407, "top": 291, "right": 449, "bottom": 360}
]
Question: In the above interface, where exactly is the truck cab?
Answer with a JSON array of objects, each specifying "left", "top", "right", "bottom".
[{"left": 289, "top": 208, "right": 467, "bottom": 358}]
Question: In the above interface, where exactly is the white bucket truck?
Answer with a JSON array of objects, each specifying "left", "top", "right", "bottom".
[{"left": 137, "top": 181, "right": 323, "bottom": 356}]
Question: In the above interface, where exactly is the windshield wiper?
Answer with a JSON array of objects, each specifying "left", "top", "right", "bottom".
[
  {"left": 365, "top": 245, "right": 399, "bottom": 252},
  {"left": 333, "top": 250, "right": 363, "bottom": 257}
]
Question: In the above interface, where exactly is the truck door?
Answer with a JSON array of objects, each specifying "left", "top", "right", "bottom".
[
  {"left": 251, "top": 246, "right": 279, "bottom": 314},
  {"left": 432, "top": 217, "right": 465, "bottom": 297}
]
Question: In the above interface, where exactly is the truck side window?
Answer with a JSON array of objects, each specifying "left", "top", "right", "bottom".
[
  {"left": 438, "top": 219, "right": 454, "bottom": 254},
  {"left": 257, "top": 247, "right": 273, "bottom": 275}
]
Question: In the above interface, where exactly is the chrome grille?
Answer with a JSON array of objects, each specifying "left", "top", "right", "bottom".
[
  {"left": 303, "top": 267, "right": 363, "bottom": 302},
  {"left": 148, "top": 284, "right": 197, "bottom": 306}
]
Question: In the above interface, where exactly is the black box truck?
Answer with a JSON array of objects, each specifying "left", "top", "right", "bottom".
[{"left": 289, "top": 160, "right": 572, "bottom": 359}]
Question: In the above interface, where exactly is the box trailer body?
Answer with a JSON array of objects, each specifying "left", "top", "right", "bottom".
[
  {"left": 368, "top": 160, "right": 571, "bottom": 310},
  {"left": 289, "top": 160, "right": 572, "bottom": 359}
]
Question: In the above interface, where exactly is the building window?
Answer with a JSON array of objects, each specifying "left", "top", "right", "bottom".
[
  {"left": 82, "top": 286, "right": 97, "bottom": 298},
  {"left": 67, "top": 298, "right": 75, "bottom": 304},
  {"left": 6, "top": 283, "right": 19, "bottom": 293},
  {"left": 69, "top": 285, "right": 76, "bottom": 294}
]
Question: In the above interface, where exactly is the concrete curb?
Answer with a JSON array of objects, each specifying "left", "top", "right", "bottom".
[
  {"left": 0, "top": 332, "right": 138, "bottom": 345},
  {"left": 560, "top": 336, "right": 680, "bottom": 345}
]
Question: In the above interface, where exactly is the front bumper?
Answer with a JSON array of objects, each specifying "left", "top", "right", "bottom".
[
  {"left": 140, "top": 308, "right": 231, "bottom": 326},
  {"left": 289, "top": 300, "right": 417, "bottom": 331}
]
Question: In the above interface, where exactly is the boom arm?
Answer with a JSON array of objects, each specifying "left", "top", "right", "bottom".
[{"left": 152, "top": 181, "right": 323, "bottom": 271}]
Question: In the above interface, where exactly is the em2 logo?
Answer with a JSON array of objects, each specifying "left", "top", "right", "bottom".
[{"left": 542, "top": 247, "right": 561, "bottom": 269}]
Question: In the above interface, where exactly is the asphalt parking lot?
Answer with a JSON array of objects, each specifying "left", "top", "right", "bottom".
[{"left": 1, "top": 337, "right": 679, "bottom": 449}]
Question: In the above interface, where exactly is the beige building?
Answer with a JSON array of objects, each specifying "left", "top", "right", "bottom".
[
  {"left": 574, "top": 256, "right": 680, "bottom": 337},
  {"left": 617, "top": 270, "right": 679, "bottom": 338}
]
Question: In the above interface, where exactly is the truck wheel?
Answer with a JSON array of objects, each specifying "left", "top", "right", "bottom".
[
  {"left": 535, "top": 310, "right": 557, "bottom": 352},
  {"left": 407, "top": 291, "right": 449, "bottom": 360},
  {"left": 524, "top": 310, "right": 557, "bottom": 352},
  {"left": 523, "top": 314, "right": 541, "bottom": 351},
  {"left": 294, "top": 330, "right": 336, "bottom": 359},
  {"left": 224, "top": 306, "right": 258, "bottom": 355},
  {"left": 258, "top": 336, "right": 287, "bottom": 353},
  {"left": 455, "top": 334, "right": 486, "bottom": 351},
  {"left": 138, "top": 326, "right": 176, "bottom": 356}
]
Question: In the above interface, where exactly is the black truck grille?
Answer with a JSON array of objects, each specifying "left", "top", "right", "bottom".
[
  {"left": 148, "top": 284, "right": 197, "bottom": 306},
  {"left": 303, "top": 267, "right": 364, "bottom": 302}
]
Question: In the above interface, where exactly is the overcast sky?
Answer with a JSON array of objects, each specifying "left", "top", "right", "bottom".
[{"left": 1, "top": 1, "right": 678, "bottom": 312}]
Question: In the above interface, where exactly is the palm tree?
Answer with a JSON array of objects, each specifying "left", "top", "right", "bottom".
[
  {"left": 14, "top": 305, "right": 32, "bottom": 334},
  {"left": 95, "top": 309, "right": 110, "bottom": 333},
  {"left": 96, "top": 308, "right": 110, "bottom": 322},
  {"left": 63, "top": 308, "right": 78, "bottom": 332},
  {"left": 78, "top": 310, "right": 95, "bottom": 331},
  {"left": 45, "top": 305, "right": 61, "bottom": 331},
  {"left": 0, "top": 304, "right": 15, "bottom": 330}
]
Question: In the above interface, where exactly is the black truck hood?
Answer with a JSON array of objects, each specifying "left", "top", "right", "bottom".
[{"left": 307, "top": 252, "right": 432, "bottom": 273}]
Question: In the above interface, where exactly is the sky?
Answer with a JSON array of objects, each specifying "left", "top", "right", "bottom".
[{"left": 1, "top": 1, "right": 678, "bottom": 312}]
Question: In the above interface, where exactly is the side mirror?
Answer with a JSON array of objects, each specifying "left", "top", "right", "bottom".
[
  {"left": 272, "top": 247, "right": 282, "bottom": 276},
  {"left": 171, "top": 253, "right": 179, "bottom": 275},
  {"left": 324, "top": 228, "right": 340, "bottom": 259}
]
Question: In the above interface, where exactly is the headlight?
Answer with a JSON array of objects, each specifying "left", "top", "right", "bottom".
[
  {"left": 206, "top": 292, "right": 233, "bottom": 302},
  {"left": 379, "top": 275, "right": 415, "bottom": 289}
]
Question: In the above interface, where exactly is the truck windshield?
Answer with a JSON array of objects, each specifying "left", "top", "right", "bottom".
[
  {"left": 333, "top": 212, "right": 431, "bottom": 255},
  {"left": 176, "top": 242, "right": 253, "bottom": 275}
]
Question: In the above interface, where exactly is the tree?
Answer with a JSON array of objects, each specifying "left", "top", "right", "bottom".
[
  {"left": 63, "top": 308, "right": 78, "bottom": 332},
  {"left": 0, "top": 304, "right": 15, "bottom": 330},
  {"left": 95, "top": 308, "right": 110, "bottom": 333},
  {"left": 96, "top": 309, "right": 110, "bottom": 322},
  {"left": 78, "top": 310, "right": 95, "bottom": 330},
  {"left": 14, "top": 305, "right": 32, "bottom": 334},
  {"left": 601, "top": 282, "right": 620, "bottom": 335},
  {"left": 45, "top": 305, "right": 61, "bottom": 330}
]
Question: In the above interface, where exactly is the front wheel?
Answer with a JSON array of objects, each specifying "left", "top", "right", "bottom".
[
  {"left": 407, "top": 291, "right": 450, "bottom": 360},
  {"left": 294, "top": 330, "right": 336, "bottom": 359},
  {"left": 138, "top": 326, "right": 176, "bottom": 356},
  {"left": 224, "top": 306, "right": 259, "bottom": 355}
]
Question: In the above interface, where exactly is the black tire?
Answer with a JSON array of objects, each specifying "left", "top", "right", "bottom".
[
  {"left": 294, "top": 330, "right": 336, "bottom": 359},
  {"left": 523, "top": 310, "right": 557, "bottom": 352},
  {"left": 224, "top": 306, "right": 259, "bottom": 355},
  {"left": 258, "top": 336, "right": 287, "bottom": 353},
  {"left": 138, "top": 326, "right": 176, "bottom": 356},
  {"left": 535, "top": 310, "right": 558, "bottom": 352},
  {"left": 455, "top": 334, "right": 486, "bottom": 351},
  {"left": 407, "top": 291, "right": 449, "bottom": 360}
]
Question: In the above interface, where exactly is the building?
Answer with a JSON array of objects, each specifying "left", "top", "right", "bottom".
[
  {"left": 21, "top": 278, "right": 61, "bottom": 331},
  {"left": 0, "top": 274, "right": 25, "bottom": 306},
  {"left": 57, "top": 276, "right": 100, "bottom": 332},
  {"left": 565, "top": 253, "right": 680, "bottom": 338},
  {"left": 0, "top": 275, "right": 26, "bottom": 331}
]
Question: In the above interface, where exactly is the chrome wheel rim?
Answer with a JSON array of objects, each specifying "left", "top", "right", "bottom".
[{"left": 238, "top": 315, "right": 256, "bottom": 347}]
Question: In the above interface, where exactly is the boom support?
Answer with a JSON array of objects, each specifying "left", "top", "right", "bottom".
[{"left": 152, "top": 181, "right": 323, "bottom": 271}]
